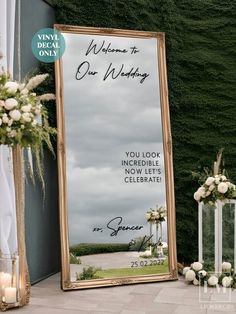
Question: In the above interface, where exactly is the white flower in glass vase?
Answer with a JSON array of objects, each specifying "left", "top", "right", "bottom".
[
  {"left": 192, "top": 262, "right": 203, "bottom": 271},
  {"left": 217, "top": 182, "right": 228, "bottom": 194},
  {"left": 5, "top": 98, "right": 18, "bottom": 110},
  {"left": 205, "top": 177, "right": 215, "bottom": 186},
  {"left": 208, "top": 275, "right": 218, "bottom": 286},
  {"left": 10, "top": 109, "right": 21, "bottom": 121},
  {"left": 222, "top": 276, "right": 233, "bottom": 288},
  {"left": 4, "top": 81, "right": 19, "bottom": 93},
  {"left": 185, "top": 270, "right": 196, "bottom": 281}
]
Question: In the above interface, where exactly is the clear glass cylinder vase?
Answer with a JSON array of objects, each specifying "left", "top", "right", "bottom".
[{"left": 0, "top": 254, "right": 20, "bottom": 309}]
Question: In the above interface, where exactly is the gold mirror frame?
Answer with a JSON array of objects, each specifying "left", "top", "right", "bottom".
[{"left": 55, "top": 25, "right": 177, "bottom": 290}]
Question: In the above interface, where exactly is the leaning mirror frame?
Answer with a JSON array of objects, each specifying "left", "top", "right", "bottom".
[{"left": 55, "top": 24, "right": 177, "bottom": 290}]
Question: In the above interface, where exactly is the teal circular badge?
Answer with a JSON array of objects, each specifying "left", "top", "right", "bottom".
[{"left": 31, "top": 28, "right": 65, "bottom": 63}]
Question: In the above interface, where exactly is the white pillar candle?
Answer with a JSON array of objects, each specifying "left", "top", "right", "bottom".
[{"left": 4, "top": 287, "right": 16, "bottom": 303}]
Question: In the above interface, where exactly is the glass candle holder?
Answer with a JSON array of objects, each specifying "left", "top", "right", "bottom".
[{"left": 0, "top": 254, "right": 20, "bottom": 310}]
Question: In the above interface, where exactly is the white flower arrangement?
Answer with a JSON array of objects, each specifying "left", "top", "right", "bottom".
[
  {"left": 0, "top": 72, "right": 56, "bottom": 148},
  {"left": 183, "top": 261, "right": 236, "bottom": 289},
  {"left": 194, "top": 174, "right": 236, "bottom": 205},
  {"left": 145, "top": 205, "right": 167, "bottom": 223},
  {"left": 0, "top": 71, "right": 56, "bottom": 188}
]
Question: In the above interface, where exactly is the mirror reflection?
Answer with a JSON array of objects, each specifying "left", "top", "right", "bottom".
[{"left": 56, "top": 27, "right": 176, "bottom": 288}]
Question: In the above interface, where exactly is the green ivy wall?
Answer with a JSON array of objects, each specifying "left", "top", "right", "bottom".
[{"left": 51, "top": 0, "right": 236, "bottom": 263}]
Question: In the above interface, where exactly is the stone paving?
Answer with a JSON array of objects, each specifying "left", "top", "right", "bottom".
[{"left": 7, "top": 273, "right": 236, "bottom": 314}]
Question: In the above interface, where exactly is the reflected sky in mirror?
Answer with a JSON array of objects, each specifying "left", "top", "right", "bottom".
[{"left": 62, "top": 33, "right": 167, "bottom": 246}]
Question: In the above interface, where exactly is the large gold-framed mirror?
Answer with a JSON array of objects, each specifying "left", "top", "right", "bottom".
[{"left": 55, "top": 25, "right": 177, "bottom": 290}]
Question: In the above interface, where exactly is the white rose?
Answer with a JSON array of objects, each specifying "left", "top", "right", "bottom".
[
  {"left": 198, "top": 270, "right": 207, "bottom": 277},
  {"left": 205, "top": 177, "right": 215, "bottom": 186},
  {"left": 2, "top": 114, "right": 9, "bottom": 123},
  {"left": 192, "top": 262, "right": 203, "bottom": 272},
  {"left": 218, "top": 182, "right": 228, "bottom": 194},
  {"left": 193, "top": 278, "right": 199, "bottom": 286},
  {"left": 20, "top": 88, "right": 29, "bottom": 95},
  {"left": 145, "top": 213, "right": 151, "bottom": 220},
  {"left": 5, "top": 98, "right": 18, "bottom": 110},
  {"left": 222, "top": 262, "right": 231, "bottom": 272},
  {"left": 198, "top": 187, "right": 206, "bottom": 198},
  {"left": 209, "top": 184, "right": 215, "bottom": 191},
  {"left": 222, "top": 276, "right": 233, "bottom": 288},
  {"left": 22, "top": 112, "right": 31, "bottom": 122},
  {"left": 206, "top": 191, "right": 211, "bottom": 197},
  {"left": 185, "top": 270, "right": 196, "bottom": 282},
  {"left": 21, "top": 104, "right": 32, "bottom": 113},
  {"left": 8, "top": 119, "right": 13, "bottom": 126},
  {"left": 153, "top": 212, "right": 160, "bottom": 219},
  {"left": 194, "top": 191, "right": 201, "bottom": 202},
  {"left": 221, "top": 175, "right": 227, "bottom": 181},
  {"left": 0, "top": 118, "right": 2, "bottom": 126},
  {"left": 4, "top": 81, "right": 19, "bottom": 93},
  {"left": 32, "top": 120, "right": 37, "bottom": 127},
  {"left": 183, "top": 267, "right": 190, "bottom": 275},
  {"left": 9, "top": 130, "right": 17, "bottom": 137},
  {"left": 208, "top": 275, "right": 218, "bottom": 286},
  {"left": 10, "top": 109, "right": 21, "bottom": 121}
]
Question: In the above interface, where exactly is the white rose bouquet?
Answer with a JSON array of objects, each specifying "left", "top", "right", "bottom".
[
  {"left": 0, "top": 72, "right": 56, "bottom": 148},
  {"left": 146, "top": 205, "right": 167, "bottom": 223},
  {"left": 194, "top": 174, "right": 236, "bottom": 205}
]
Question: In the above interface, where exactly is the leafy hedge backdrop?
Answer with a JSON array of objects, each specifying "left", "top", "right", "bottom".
[{"left": 43, "top": 0, "right": 236, "bottom": 263}]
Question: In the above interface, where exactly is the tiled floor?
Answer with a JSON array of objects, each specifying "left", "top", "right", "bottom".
[{"left": 7, "top": 273, "right": 236, "bottom": 313}]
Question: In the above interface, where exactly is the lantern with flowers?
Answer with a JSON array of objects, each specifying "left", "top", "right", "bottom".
[{"left": 194, "top": 150, "right": 236, "bottom": 274}]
